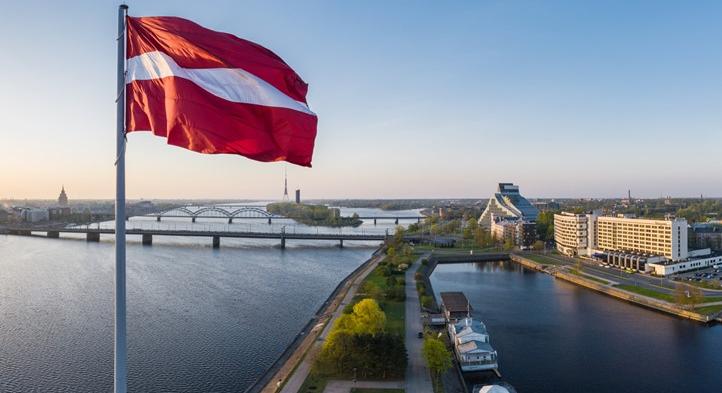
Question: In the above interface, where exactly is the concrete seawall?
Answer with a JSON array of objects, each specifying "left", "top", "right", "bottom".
[{"left": 510, "top": 254, "right": 712, "bottom": 323}]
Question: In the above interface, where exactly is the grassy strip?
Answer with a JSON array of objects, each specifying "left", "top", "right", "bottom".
[
  {"left": 299, "top": 373, "right": 329, "bottom": 393},
  {"left": 568, "top": 269, "right": 610, "bottom": 285},
  {"left": 695, "top": 304, "right": 722, "bottom": 315},
  {"left": 524, "top": 253, "right": 567, "bottom": 266},
  {"left": 616, "top": 285, "right": 676, "bottom": 302},
  {"left": 350, "top": 389, "right": 404, "bottom": 393}
]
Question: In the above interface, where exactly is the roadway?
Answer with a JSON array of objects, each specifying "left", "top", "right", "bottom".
[
  {"left": 404, "top": 254, "right": 434, "bottom": 393},
  {"left": 524, "top": 252, "right": 722, "bottom": 297}
]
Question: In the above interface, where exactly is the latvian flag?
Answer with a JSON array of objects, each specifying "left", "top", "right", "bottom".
[{"left": 125, "top": 16, "right": 317, "bottom": 167}]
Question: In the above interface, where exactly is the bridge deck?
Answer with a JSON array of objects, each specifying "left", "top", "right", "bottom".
[{"left": 7, "top": 227, "right": 388, "bottom": 241}]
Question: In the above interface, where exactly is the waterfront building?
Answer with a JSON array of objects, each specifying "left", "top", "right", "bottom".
[
  {"left": 20, "top": 208, "right": 49, "bottom": 223},
  {"left": 58, "top": 186, "right": 68, "bottom": 206},
  {"left": 478, "top": 183, "right": 538, "bottom": 228},
  {"left": 554, "top": 212, "right": 719, "bottom": 275},
  {"left": 597, "top": 215, "right": 688, "bottom": 261},
  {"left": 553, "top": 211, "right": 598, "bottom": 257},
  {"left": 490, "top": 214, "right": 536, "bottom": 248},
  {"left": 448, "top": 317, "right": 498, "bottom": 372},
  {"left": 692, "top": 225, "right": 722, "bottom": 251},
  {"left": 647, "top": 249, "right": 722, "bottom": 276},
  {"left": 295, "top": 189, "right": 301, "bottom": 204},
  {"left": 440, "top": 292, "right": 471, "bottom": 322},
  {"left": 48, "top": 206, "right": 71, "bottom": 220}
]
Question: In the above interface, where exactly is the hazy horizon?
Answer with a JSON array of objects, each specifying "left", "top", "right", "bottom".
[{"left": 2, "top": 1, "right": 720, "bottom": 200}]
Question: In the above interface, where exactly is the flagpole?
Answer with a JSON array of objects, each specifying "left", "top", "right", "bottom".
[{"left": 115, "top": 4, "right": 128, "bottom": 393}]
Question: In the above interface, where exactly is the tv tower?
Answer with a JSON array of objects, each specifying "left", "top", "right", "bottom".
[{"left": 283, "top": 168, "right": 289, "bottom": 201}]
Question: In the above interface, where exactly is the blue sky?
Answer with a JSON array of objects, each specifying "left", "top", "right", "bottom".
[{"left": 1, "top": 0, "right": 720, "bottom": 199}]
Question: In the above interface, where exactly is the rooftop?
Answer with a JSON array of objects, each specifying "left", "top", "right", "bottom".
[{"left": 440, "top": 292, "right": 471, "bottom": 313}]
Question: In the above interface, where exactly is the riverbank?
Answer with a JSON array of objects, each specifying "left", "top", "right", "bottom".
[
  {"left": 419, "top": 251, "right": 719, "bottom": 324},
  {"left": 509, "top": 254, "right": 717, "bottom": 323},
  {"left": 248, "top": 246, "right": 386, "bottom": 393}
]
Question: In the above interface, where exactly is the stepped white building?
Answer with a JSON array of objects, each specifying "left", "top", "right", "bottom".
[{"left": 478, "top": 183, "right": 539, "bottom": 228}]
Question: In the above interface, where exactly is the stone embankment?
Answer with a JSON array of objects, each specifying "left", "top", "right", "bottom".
[{"left": 510, "top": 254, "right": 713, "bottom": 323}]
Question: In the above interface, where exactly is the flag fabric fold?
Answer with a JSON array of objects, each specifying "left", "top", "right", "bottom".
[{"left": 125, "top": 16, "right": 317, "bottom": 167}]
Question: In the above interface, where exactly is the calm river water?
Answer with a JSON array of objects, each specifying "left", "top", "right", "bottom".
[
  {"left": 0, "top": 207, "right": 416, "bottom": 392},
  {"left": 430, "top": 261, "right": 722, "bottom": 393}
]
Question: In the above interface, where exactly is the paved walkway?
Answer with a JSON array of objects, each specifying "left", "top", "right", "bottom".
[
  {"left": 323, "top": 379, "right": 404, "bottom": 393},
  {"left": 404, "top": 254, "right": 434, "bottom": 393},
  {"left": 279, "top": 254, "right": 384, "bottom": 393}
]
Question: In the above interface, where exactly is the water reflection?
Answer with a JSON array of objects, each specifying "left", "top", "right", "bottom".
[{"left": 430, "top": 261, "right": 722, "bottom": 393}]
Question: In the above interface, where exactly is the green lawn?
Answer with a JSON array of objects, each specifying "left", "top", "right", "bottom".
[
  {"left": 524, "top": 253, "right": 567, "bottom": 266},
  {"left": 299, "top": 372, "right": 329, "bottom": 393},
  {"left": 569, "top": 269, "right": 610, "bottom": 285},
  {"left": 350, "top": 389, "right": 404, "bottom": 393},
  {"left": 695, "top": 304, "right": 722, "bottom": 315},
  {"left": 617, "top": 285, "right": 676, "bottom": 302}
]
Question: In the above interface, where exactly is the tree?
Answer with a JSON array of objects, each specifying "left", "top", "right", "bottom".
[
  {"left": 533, "top": 240, "right": 545, "bottom": 251},
  {"left": 351, "top": 298, "right": 386, "bottom": 335},
  {"left": 689, "top": 285, "right": 704, "bottom": 306},
  {"left": 422, "top": 336, "right": 452, "bottom": 391},
  {"left": 393, "top": 225, "right": 406, "bottom": 246},
  {"left": 503, "top": 238, "right": 514, "bottom": 251},
  {"left": 674, "top": 283, "right": 690, "bottom": 306},
  {"left": 463, "top": 218, "right": 479, "bottom": 239}
]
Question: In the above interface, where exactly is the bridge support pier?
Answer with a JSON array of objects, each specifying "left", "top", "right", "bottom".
[
  {"left": 47, "top": 231, "right": 59, "bottom": 238},
  {"left": 268, "top": 217, "right": 272, "bottom": 225},
  {"left": 339, "top": 239, "right": 344, "bottom": 248},
  {"left": 192, "top": 217, "right": 196, "bottom": 223},
  {"left": 142, "top": 234, "right": 152, "bottom": 246},
  {"left": 212, "top": 236, "right": 220, "bottom": 249},
  {"left": 374, "top": 218, "right": 377, "bottom": 225},
  {"left": 395, "top": 218, "right": 399, "bottom": 225},
  {"left": 417, "top": 217, "right": 421, "bottom": 223},
  {"left": 156, "top": 216, "right": 161, "bottom": 222},
  {"left": 86, "top": 232, "right": 100, "bottom": 242},
  {"left": 228, "top": 218, "right": 233, "bottom": 224},
  {"left": 280, "top": 236, "right": 286, "bottom": 250}
]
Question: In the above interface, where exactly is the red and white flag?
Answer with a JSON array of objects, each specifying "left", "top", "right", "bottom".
[{"left": 125, "top": 16, "right": 317, "bottom": 167}]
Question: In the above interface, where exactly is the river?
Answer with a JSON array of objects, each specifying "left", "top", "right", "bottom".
[
  {"left": 0, "top": 206, "right": 418, "bottom": 392},
  {"left": 430, "top": 261, "right": 722, "bottom": 393}
]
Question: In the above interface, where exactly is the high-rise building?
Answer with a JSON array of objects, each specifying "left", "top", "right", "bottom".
[
  {"left": 478, "top": 183, "right": 538, "bottom": 228},
  {"left": 295, "top": 189, "right": 301, "bottom": 204},
  {"left": 58, "top": 186, "right": 68, "bottom": 206},
  {"left": 553, "top": 211, "right": 598, "bottom": 257},
  {"left": 555, "top": 212, "right": 687, "bottom": 261}
]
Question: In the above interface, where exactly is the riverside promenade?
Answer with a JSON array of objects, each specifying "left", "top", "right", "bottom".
[
  {"left": 252, "top": 250, "right": 385, "bottom": 393},
  {"left": 404, "top": 254, "right": 433, "bottom": 393}
]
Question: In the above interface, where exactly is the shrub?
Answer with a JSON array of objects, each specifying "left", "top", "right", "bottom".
[{"left": 421, "top": 295, "right": 433, "bottom": 309}]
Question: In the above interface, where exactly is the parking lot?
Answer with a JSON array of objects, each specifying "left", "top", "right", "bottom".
[{"left": 672, "top": 265, "right": 722, "bottom": 286}]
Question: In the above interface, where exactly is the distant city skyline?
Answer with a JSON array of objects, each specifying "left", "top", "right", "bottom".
[{"left": 1, "top": 1, "right": 721, "bottom": 199}]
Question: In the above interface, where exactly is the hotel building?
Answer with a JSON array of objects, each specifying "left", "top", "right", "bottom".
[{"left": 554, "top": 212, "right": 718, "bottom": 275}]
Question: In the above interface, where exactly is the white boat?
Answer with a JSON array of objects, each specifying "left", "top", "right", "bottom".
[{"left": 448, "top": 317, "right": 498, "bottom": 372}]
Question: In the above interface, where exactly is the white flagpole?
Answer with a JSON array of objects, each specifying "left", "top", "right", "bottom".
[{"left": 115, "top": 4, "right": 128, "bottom": 393}]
